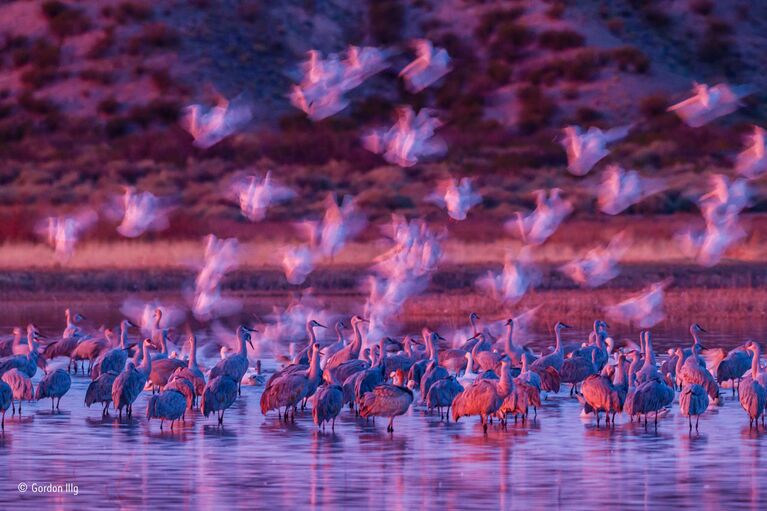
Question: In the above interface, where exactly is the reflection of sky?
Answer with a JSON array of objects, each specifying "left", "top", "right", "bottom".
[
  {"left": 3, "top": 299, "right": 767, "bottom": 509},
  {"left": 3, "top": 377, "right": 766, "bottom": 510}
]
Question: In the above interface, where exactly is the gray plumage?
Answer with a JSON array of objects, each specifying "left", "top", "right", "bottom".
[
  {"left": 322, "top": 316, "right": 366, "bottom": 371},
  {"left": 34, "top": 368, "right": 72, "bottom": 410},
  {"left": 260, "top": 344, "right": 321, "bottom": 420},
  {"left": 323, "top": 358, "right": 368, "bottom": 386},
  {"left": 679, "top": 383, "right": 709, "bottom": 430},
  {"left": 209, "top": 326, "right": 254, "bottom": 395},
  {"left": 425, "top": 376, "right": 463, "bottom": 420},
  {"left": 451, "top": 379, "right": 502, "bottom": 433},
  {"left": 359, "top": 370, "right": 413, "bottom": 432},
  {"left": 71, "top": 337, "right": 109, "bottom": 374},
  {"left": 739, "top": 379, "right": 766, "bottom": 429},
  {"left": 0, "top": 380, "right": 11, "bottom": 430},
  {"left": 421, "top": 360, "right": 449, "bottom": 401},
  {"left": 312, "top": 384, "right": 343, "bottom": 431},
  {"left": 146, "top": 388, "right": 187, "bottom": 429},
  {"left": 677, "top": 355, "right": 719, "bottom": 400},
  {"left": 112, "top": 340, "right": 152, "bottom": 419},
  {"left": 2, "top": 368, "right": 33, "bottom": 416},
  {"left": 579, "top": 374, "right": 624, "bottom": 426},
  {"left": 560, "top": 355, "right": 596, "bottom": 394},
  {"left": 85, "top": 370, "right": 118, "bottom": 416},
  {"left": 201, "top": 375, "right": 238, "bottom": 425},
  {"left": 623, "top": 376, "right": 674, "bottom": 427},
  {"left": 0, "top": 327, "right": 41, "bottom": 378},
  {"left": 165, "top": 369, "right": 195, "bottom": 411},
  {"left": 149, "top": 358, "right": 187, "bottom": 391}
]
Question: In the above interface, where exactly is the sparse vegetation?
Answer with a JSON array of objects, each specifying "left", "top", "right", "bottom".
[
  {"left": 538, "top": 29, "right": 585, "bottom": 51},
  {"left": 41, "top": 1, "right": 91, "bottom": 38}
]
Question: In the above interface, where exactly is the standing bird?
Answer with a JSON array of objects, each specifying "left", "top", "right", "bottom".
[
  {"left": 421, "top": 332, "right": 449, "bottom": 400},
  {"left": 426, "top": 375, "right": 463, "bottom": 420},
  {"left": 0, "top": 380, "right": 11, "bottom": 431},
  {"left": 91, "top": 320, "right": 133, "bottom": 379},
  {"left": 740, "top": 341, "right": 767, "bottom": 429},
  {"left": 35, "top": 368, "right": 71, "bottom": 411},
  {"left": 261, "top": 344, "right": 322, "bottom": 420},
  {"left": 71, "top": 333, "right": 110, "bottom": 375},
  {"left": 1, "top": 368, "right": 33, "bottom": 416},
  {"left": 531, "top": 322, "right": 571, "bottom": 373},
  {"left": 323, "top": 316, "right": 367, "bottom": 372},
  {"left": 210, "top": 325, "right": 255, "bottom": 396},
  {"left": 148, "top": 356, "right": 187, "bottom": 393},
  {"left": 172, "top": 331, "right": 206, "bottom": 406},
  {"left": 359, "top": 369, "right": 414, "bottom": 433},
  {"left": 0, "top": 324, "right": 43, "bottom": 378},
  {"left": 624, "top": 376, "right": 674, "bottom": 428},
  {"left": 146, "top": 389, "right": 187, "bottom": 430},
  {"left": 679, "top": 384, "right": 709, "bottom": 431},
  {"left": 452, "top": 379, "right": 502, "bottom": 433},
  {"left": 312, "top": 383, "right": 344, "bottom": 431},
  {"left": 201, "top": 375, "right": 239, "bottom": 425},
  {"left": 112, "top": 340, "right": 152, "bottom": 419},
  {"left": 165, "top": 370, "right": 196, "bottom": 412},
  {"left": 85, "top": 370, "right": 118, "bottom": 416},
  {"left": 703, "top": 346, "right": 752, "bottom": 398}
]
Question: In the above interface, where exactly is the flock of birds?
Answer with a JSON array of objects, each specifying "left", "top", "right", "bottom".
[
  {"left": 1, "top": 309, "right": 767, "bottom": 436},
  {"left": 11, "top": 38, "right": 767, "bottom": 436}
]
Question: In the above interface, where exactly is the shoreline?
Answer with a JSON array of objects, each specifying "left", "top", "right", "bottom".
[{"left": 1, "top": 261, "right": 766, "bottom": 294}]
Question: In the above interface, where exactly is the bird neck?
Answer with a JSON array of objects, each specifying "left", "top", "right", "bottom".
[
  {"left": 239, "top": 332, "right": 248, "bottom": 356},
  {"left": 505, "top": 322, "right": 514, "bottom": 353},
  {"left": 308, "top": 348, "right": 320, "bottom": 382},
  {"left": 465, "top": 353, "right": 474, "bottom": 376},
  {"left": 613, "top": 360, "right": 626, "bottom": 388},
  {"left": 307, "top": 323, "right": 316, "bottom": 346},
  {"left": 120, "top": 326, "right": 128, "bottom": 349},
  {"left": 554, "top": 328, "right": 563, "bottom": 353},
  {"left": 351, "top": 321, "right": 363, "bottom": 351},
  {"left": 470, "top": 315, "right": 478, "bottom": 336},
  {"left": 141, "top": 344, "right": 152, "bottom": 373},
  {"left": 498, "top": 366, "right": 513, "bottom": 396},
  {"left": 752, "top": 345, "right": 762, "bottom": 379},
  {"left": 335, "top": 324, "right": 344, "bottom": 344},
  {"left": 189, "top": 337, "right": 198, "bottom": 368}
]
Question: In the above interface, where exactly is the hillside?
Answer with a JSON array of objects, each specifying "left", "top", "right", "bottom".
[{"left": 1, "top": 0, "right": 766, "bottom": 242}]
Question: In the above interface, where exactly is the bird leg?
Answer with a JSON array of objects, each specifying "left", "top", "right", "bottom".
[
  {"left": 695, "top": 415, "right": 699, "bottom": 431},
  {"left": 596, "top": 411, "right": 601, "bottom": 427},
  {"left": 388, "top": 417, "right": 394, "bottom": 432},
  {"left": 688, "top": 415, "right": 692, "bottom": 431},
  {"left": 11, "top": 400, "right": 15, "bottom": 416},
  {"left": 331, "top": 418, "right": 336, "bottom": 432},
  {"left": 57, "top": 397, "right": 61, "bottom": 410},
  {"left": 51, "top": 399, "right": 54, "bottom": 412}
]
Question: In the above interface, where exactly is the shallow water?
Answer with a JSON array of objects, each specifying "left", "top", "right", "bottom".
[
  {"left": 2, "top": 375, "right": 767, "bottom": 510},
  {"left": 3, "top": 298, "right": 767, "bottom": 509}
]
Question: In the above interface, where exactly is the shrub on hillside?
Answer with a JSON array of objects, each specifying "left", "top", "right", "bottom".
[
  {"left": 545, "top": 2, "right": 565, "bottom": 20},
  {"left": 517, "top": 84, "right": 556, "bottom": 134},
  {"left": 689, "top": 0, "right": 714, "bottom": 16},
  {"left": 538, "top": 29, "right": 584, "bottom": 50},
  {"left": 127, "top": 23, "right": 180, "bottom": 53},
  {"left": 489, "top": 21, "right": 535, "bottom": 59},
  {"left": 369, "top": 0, "right": 404, "bottom": 44},
  {"left": 639, "top": 94, "right": 669, "bottom": 118},
  {"left": 475, "top": 7, "right": 525, "bottom": 41},
  {"left": 115, "top": 1, "right": 153, "bottom": 23},
  {"left": 12, "top": 39, "right": 60, "bottom": 69},
  {"left": 41, "top": 1, "right": 91, "bottom": 38},
  {"left": 609, "top": 46, "right": 650, "bottom": 73}
]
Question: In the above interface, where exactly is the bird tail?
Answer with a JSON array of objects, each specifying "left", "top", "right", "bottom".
[{"left": 146, "top": 395, "right": 158, "bottom": 419}]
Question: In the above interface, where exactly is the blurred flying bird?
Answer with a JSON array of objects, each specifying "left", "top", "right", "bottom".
[
  {"left": 506, "top": 189, "right": 572, "bottom": 245},
  {"left": 115, "top": 187, "right": 173, "bottom": 238},
  {"left": 560, "top": 232, "right": 631, "bottom": 287},
  {"left": 229, "top": 171, "right": 295, "bottom": 222},
  {"left": 605, "top": 279, "right": 671, "bottom": 328},
  {"left": 598, "top": 165, "right": 666, "bottom": 215},
  {"left": 561, "top": 124, "right": 631, "bottom": 176},
  {"left": 668, "top": 82, "right": 755, "bottom": 128},
  {"left": 427, "top": 177, "right": 482, "bottom": 221},
  {"left": 362, "top": 106, "right": 446, "bottom": 167},
  {"left": 181, "top": 93, "right": 252, "bottom": 148},
  {"left": 399, "top": 39, "right": 451, "bottom": 93},
  {"left": 736, "top": 126, "right": 767, "bottom": 179},
  {"left": 476, "top": 248, "right": 540, "bottom": 304},
  {"left": 282, "top": 245, "right": 317, "bottom": 285},
  {"left": 36, "top": 209, "right": 98, "bottom": 259}
]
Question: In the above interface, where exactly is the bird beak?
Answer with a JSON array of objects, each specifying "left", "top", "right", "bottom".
[
  {"left": 438, "top": 335, "right": 446, "bottom": 341},
  {"left": 698, "top": 326, "right": 707, "bottom": 333},
  {"left": 127, "top": 321, "right": 136, "bottom": 328},
  {"left": 244, "top": 325, "right": 258, "bottom": 333},
  {"left": 247, "top": 339, "right": 255, "bottom": 350},
  {"left": 360, "top": 318, "right": 370, "bottom": 323},
  {"left": 317, "top": 323, "right": 327, "bottom": 329},
  {"left": 561, "top": 323, "right": 572, "bottom": 329}
]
